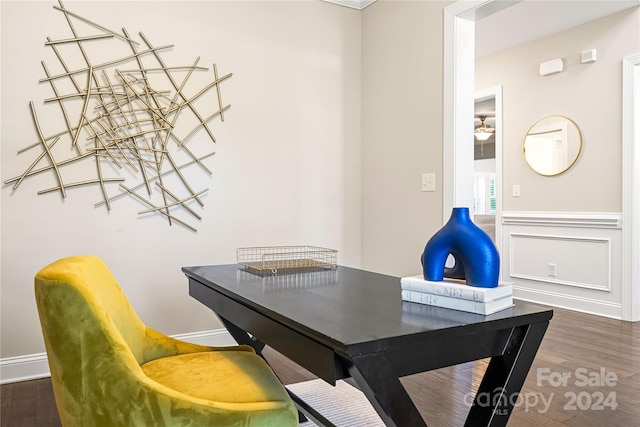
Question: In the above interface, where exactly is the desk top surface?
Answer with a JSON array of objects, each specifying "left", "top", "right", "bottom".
[{"left": 183, "top": 264, "right": 553, "bottom": 350}]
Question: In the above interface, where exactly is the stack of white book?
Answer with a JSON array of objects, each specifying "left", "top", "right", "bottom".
[{"left": 400, "top": 275, "right": 513, "bottom": 315}]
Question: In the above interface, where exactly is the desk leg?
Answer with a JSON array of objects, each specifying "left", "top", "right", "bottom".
[
  {"left": 218, "top": 316, "right": 266, "bottom": 354},
  {"left": 348, "top": 352, "right": 428, "bottom": 427},
  {"left": 465, "top": 321, "right": 549, "bottom": 427},
  {"left": 218, "top": 316, "right": 321, "bottom": 425}
]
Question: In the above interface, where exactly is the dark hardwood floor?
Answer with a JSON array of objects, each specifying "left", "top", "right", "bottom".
[{"left": 2, "top": 305, "right": 638, "bottom": 426}]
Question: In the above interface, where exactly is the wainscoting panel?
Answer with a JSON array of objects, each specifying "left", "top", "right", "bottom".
[
  {"left": 502, "top": 211, "right": 623, "bottom": 319},
  {"left": 510, "top": 234, "right": 611, "bottom": 291}
]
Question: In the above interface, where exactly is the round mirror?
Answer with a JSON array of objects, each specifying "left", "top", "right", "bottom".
[{"left": 523, "top": 115, "right": 582, "bottom": 176}]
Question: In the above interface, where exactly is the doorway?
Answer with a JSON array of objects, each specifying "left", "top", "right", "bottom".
[
  {"left": 444, "top": 1, "right": 640, "bottom": 320},
  {"left": 473, "top": 86, "right": 502, "bottom": 251}
]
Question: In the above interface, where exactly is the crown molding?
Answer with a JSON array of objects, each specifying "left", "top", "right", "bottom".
[{"left": 322, "top": 0, "right": 377, "bottom": 10}]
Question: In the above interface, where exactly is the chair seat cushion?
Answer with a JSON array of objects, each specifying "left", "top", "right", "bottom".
[{"left": 141, "top": 350, "right": 290, "bottom": 405}]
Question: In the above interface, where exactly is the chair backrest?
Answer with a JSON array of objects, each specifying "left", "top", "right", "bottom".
[
  {"left": 35, "top": 255, "right": 150, "bottom": 365},
  {"left": 35, "top": 256, "right": 159, "bottom": 425}
]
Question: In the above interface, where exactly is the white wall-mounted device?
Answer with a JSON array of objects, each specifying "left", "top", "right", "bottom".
[
  {"left": 581, "top": 49, "right": 597, "bottom": 63},
  {"left": 539, "top": 59, "right": 564, "bottom": 76}
]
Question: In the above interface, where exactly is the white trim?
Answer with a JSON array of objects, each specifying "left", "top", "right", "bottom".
[
  {"left": 622, "top": 53, "right": 640, "bottom": 321},
  {"left": 172, "top": 329, "right": 238, "bottom": 347},
  {"left": 444, "top": 3, "right": 476, "bottom": 217},
  {"left": 0, "top": 353, "right": 51, "bottom": 385},
  {"left": 514, "top": 287, "right": 623, "bottom": 320},
  {"left": 502, "top": 211, "right": 622, "bottom": 229},
  {"left": 0, "top": 329, "right": 235, "bottom": 385},
  {"left": 322, "top": 0, "right": 376, "bottom": 10}
]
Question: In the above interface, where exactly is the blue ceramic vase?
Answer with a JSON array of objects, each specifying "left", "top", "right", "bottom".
[{"left": 421, "top": 207, "right": 499, "bottom": 288}]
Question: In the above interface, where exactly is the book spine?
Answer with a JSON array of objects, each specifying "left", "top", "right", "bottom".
[
  {"left": 401, "top": 289, "right": 506, "bottom": 315},
  {"left": 401, "top": 279, "right": 486, "bottom": 301}
]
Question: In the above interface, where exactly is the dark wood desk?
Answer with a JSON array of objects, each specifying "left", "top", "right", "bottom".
[{"left": 183, "top": 264, "right": 552, "bottom": 427}]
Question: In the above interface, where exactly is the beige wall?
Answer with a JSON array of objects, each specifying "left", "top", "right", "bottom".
[
  {"left": 8, "top": 0, "right": 628, "bottom": 363},
  {"left": 361, "top": 0, "right": 453, "bottom": 277},
  {"left": 476, "top": 7, "right": 640, "bottom": 213},
  {"left": 0, "top": 1, "right": 362, "bottom": 358}
]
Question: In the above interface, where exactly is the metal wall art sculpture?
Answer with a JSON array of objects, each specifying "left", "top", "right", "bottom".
[{"left": 3, "top": 1, "right": 232, "bottom": 232}]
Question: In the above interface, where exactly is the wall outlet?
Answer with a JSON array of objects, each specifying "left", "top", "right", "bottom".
[{"left": 548, "top": 263, "right": 557, "bottom": 277}]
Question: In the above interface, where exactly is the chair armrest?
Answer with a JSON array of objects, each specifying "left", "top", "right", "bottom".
[{"left": 140, "top": 327, "right": 255, "bottom": 363}]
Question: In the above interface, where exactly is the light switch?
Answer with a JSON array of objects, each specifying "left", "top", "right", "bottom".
[
  {"left": 513, "top": 184, "right": 520, "bottom": 197},
  {"left": 422, "top": 173, "right": 436, "bottom": 192}
]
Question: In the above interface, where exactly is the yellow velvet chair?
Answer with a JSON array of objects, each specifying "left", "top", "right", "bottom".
[{"left": 35, "top": 255, "right": 298, "bottom": 427}]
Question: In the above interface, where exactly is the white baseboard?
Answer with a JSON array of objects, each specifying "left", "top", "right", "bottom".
[
  {"left": 514, "top": 286, "right": 623, "bottom": 320},
  {"left": 173, "top": 328, "right": 237, "bottom": 348},
  {"left": 0, "top": 353, "right": 51, "bottom": 385},
  {"left": 0, "top": 329, "right": 234, "bottom": 385}
]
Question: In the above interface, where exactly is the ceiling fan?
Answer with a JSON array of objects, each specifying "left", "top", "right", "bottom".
[{"left": 474, "top": 115, "right": 496, "bottom": 141}]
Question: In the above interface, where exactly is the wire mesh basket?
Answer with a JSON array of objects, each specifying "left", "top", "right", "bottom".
[{"left": 237, "top": 246, "right": 338, "bottom": 276}]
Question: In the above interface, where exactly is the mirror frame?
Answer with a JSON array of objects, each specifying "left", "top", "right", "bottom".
[{"left": 523, "top": 115, "right": 582, "bottom": 176}]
